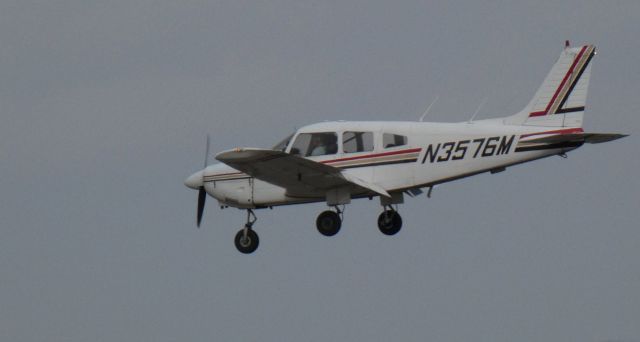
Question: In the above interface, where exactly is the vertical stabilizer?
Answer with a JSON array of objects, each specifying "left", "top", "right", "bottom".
[{"left": 505, "top": 44, "right": 596, "bottom": 127}]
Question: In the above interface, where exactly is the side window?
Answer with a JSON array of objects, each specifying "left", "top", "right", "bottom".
[
  {"left": 343, "top": 131, "right": 374, "bottom": 153},
  {"left": 290, "top": 132, "right": 338, "bottom": 157},
  {"left": 383, "top": 133, "right": 408, "bottom": 148}
]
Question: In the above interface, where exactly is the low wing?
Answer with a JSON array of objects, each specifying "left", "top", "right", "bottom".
[
  {"left": 522, "top": 133, "right": 628, "bottom": 145},
  {"left": 215, "top": 148, "right": 390, "bottom": 198}
]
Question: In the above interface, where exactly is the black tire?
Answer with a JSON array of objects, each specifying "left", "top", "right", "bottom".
[
  {"left": 234, "top": 228, "right": 259, "bottom": 254},
  {"left": 377, "top": 210, "right": 402, "bottom": 235},
  {"left": 316, "top": 210, "right": 342, "bottom": 236}
]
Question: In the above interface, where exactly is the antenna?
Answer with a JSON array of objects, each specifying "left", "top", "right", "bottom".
[
  {"left": 419, "top": 95, "right": 439, "bottom": 122},
  {"left": 468, "top": 97, "right": 488, "bottom": 123}
]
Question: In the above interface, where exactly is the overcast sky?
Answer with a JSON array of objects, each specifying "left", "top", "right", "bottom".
[{"left": 1, "top": 1, "right": 639, "bottom": 341}]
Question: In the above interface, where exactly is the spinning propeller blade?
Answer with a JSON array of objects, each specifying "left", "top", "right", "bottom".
[
  {"left": 196, "top": 134, "right": 211, "bottom": 228},
  {"left": 197, "top": 187, "right": 206, "bottom": 227}
]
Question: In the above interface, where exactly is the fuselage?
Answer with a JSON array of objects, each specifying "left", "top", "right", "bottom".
[
  {"left": 181, "top": 43, "right": 625, "bottom": 254},
  {"left": 196, "top": 120, "right": 583, "bottom": 209}
]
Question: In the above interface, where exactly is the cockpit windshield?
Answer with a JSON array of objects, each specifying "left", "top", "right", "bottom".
[{"left": 272, "top": 133, "right": 294, "bottom": 152}]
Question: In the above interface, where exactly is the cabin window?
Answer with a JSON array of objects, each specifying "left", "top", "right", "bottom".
[
  {"left": 343, "top": 131, "right": 374, "bottom": 153},
  {"left": 383, "top": 133, "right": 408, "bottom": 148},
  {"left": 290, "top": 132, "right": 338, "bottom": 157},
  {"left": 272, "top": 133, "right": 294, "bottom": 152}
]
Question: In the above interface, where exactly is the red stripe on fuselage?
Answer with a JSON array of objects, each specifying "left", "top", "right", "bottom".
[{"left": 323, "top": 148, "right": 422, "bottom": 164}]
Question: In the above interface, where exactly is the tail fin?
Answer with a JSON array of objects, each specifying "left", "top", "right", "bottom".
[{"left": 505, "top": 43, "right": 596, "bottom": 127}]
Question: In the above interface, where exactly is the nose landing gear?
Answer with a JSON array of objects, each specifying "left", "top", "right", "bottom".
[
  {"left": 377, "top": 205, "right": 402, "bottom": 235},
  {"left": 316, "top": 206, "right": 344, "bottom": 236},
  {"left": 234, "top": 209, "right": 259, "bottom": 254}
]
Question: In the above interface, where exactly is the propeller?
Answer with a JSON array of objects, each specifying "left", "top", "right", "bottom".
[
  {"left": 196, "top": 186, "right": 206, "bottom": 227},
  {"left": 196, "top": 135, "right": 210, "bottom": 227}
]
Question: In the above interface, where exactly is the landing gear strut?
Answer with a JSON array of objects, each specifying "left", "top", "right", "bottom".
[
  {"left": 234, "top": 209, "right": 259, "bottom": 254},
  {"left": 377, "top": 205, "right": 402, "bottom": 235},
  {"left": 316, "top": 206, "right": 343, "bottom": 236}
]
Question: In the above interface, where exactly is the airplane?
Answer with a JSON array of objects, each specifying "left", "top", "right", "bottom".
[{"left": 185, "top": 42, "right": 627, "bottom": 254}]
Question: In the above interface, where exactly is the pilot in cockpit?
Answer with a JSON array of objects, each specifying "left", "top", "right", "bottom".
[{"left": 309, "top": 134, "right": 337, "bottom": 156}]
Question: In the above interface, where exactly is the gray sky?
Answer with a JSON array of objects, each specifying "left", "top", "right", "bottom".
[{"left": 1, "top": 1, "right": 639, "bottom": 341}]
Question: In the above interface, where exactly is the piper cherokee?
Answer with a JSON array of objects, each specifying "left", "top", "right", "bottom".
[{"left": 185, "top": 42, "right": 626, "bottom": 254}]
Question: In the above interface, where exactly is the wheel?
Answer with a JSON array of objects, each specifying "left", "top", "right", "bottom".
[
  {"left": 234, "top": 228, "right": 259, "bottom": 254},
  {"left": 377, "top": 210, "right": 402, "bottom": 235},
  {"left": 316, "top": 210, "right": 342, "bottom": 236}
]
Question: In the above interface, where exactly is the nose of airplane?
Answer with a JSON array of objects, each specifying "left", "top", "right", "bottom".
[{"left": 184, "top": 170, "right": 204, "bottom": 189}]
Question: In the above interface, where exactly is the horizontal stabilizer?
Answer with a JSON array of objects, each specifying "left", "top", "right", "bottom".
[
  {"left": 522, "top": 133, "right": 628, "bottom": 145},
  {"left": 582, "top": 133, "right": 628, "bottom": 144}
]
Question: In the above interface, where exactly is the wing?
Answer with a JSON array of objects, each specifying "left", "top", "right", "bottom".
[{"left": 215, "top": 148, "right": 390, "bottom": 198}]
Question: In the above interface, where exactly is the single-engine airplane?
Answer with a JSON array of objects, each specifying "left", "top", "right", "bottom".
[{"left": 185, "top": 42, "right": 626, "bottom": 254}]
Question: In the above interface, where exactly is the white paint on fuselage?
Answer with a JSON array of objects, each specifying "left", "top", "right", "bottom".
[{"left": 202, "top": 120, "right": 575, "bottom": 208}]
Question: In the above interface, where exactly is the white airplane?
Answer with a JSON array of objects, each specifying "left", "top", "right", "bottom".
[{"left": 185, "top": 42, "right": 626, "bottom": 254}]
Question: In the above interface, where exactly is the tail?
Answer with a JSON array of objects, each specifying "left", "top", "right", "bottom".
[{"left": 505, "top": 43, "right": 596, "bottom": 127}]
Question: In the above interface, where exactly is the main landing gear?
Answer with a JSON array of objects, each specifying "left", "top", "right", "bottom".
[
  {"left": 377, "top": 205, "right": 402, "bottom": 235},
  {"left": 316, "top": 206, "right": 343, "bottom": 236},
  {"left": 314, "top": 205, "right": 403, "bottom": 237},
  {"left": 234, "top": 209, "right": 259, "bottom": 254}
]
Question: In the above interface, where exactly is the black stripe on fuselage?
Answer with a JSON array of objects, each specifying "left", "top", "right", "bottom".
[{"left": 515, "top": 141, "right": 583, "bottom": 152}]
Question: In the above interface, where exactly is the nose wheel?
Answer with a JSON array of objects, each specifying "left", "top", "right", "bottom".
[
  {"left": 316, "top": 206, "right": 343, "bottom": 236},
  {"left": 377, "top": 206, "right": 402, "bottom": 235},
  {"left": 234, "top": 209, "right": 259, "bottom": 254}
]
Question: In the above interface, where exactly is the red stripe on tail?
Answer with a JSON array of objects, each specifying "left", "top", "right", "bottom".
[{"left": 529, "top": 46, "right": 587, "bottom": 117}]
